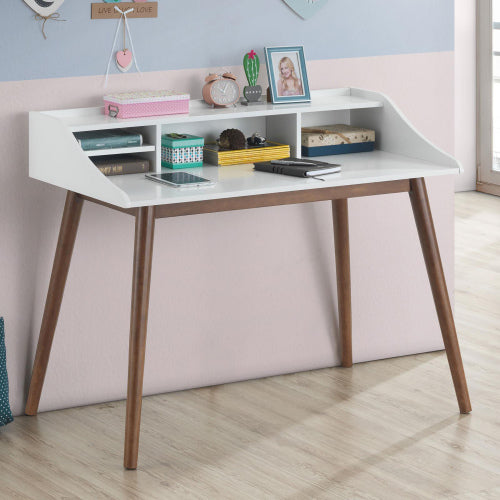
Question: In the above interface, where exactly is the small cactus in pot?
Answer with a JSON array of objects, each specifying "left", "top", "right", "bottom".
[{"left": 243, "top": 50, "right": 262, "bottom": 103}]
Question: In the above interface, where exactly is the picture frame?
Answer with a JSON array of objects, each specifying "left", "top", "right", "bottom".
[{"left": 264, "top": 46, "right": 311, "bottom": 104}]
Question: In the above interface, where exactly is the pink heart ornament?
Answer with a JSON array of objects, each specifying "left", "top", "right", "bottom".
[{"left": 116, "top": 49, "right": 133, "bottom": 72}]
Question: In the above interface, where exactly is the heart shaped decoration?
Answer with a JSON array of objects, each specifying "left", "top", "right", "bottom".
[
  {"left": 282, "top": 0, "right": 328, "bottom": 20},
  {"left": 23, "top": 0, "right": 65, "bottom": 16},
  {"left": 116, "top": 49, "right": 133, "bottom": 72}
]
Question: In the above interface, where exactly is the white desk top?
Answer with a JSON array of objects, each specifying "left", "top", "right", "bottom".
[{"left": 108, "top": 151, "right": 458, "bottom": 207}]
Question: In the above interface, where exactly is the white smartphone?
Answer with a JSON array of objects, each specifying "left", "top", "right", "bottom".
[{"left": 145, "top": 172, "right": 215, "bottom": 188}]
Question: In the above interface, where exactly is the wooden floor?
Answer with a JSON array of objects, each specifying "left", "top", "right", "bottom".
[{"left": 1, "top": 191, "right": 500, "bottom": 499}]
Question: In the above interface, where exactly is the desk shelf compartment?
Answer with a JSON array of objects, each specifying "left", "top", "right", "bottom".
[
  {"left": 83, "top": 126, "right": 159, "bottom": 178},
  {"left": 30, "top": 116, "right": 161, "bottom": 206},
  {"left": 161, "top": 117, "right": 266, "bottom": 150},
  {"left": 161, "top": 113, "right": 300, "bottom": 161},
  {"left": 300, "top": 115, "right": 377, "bottom": 158}
]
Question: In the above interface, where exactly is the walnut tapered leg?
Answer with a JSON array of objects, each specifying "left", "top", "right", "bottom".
[
  {"left": 25, "top": 191, "right": 84, "bottom": 416},
  {"left": 124, "top": 206, "right": 155, "bottom": 470},
  {"left": 332, "top": 199, "right": 352, "bottom": 368},
  {"left": 409, "top": 178, "right": 471, "bottom": 414}
]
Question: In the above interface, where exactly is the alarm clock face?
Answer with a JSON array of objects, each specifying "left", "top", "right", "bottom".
[{"left": 211, "top": 79, "right": 240, "bottom": 106}]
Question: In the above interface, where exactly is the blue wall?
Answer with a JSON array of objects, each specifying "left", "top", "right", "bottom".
[{"left": 2, "top": 0, "right": 454, "bottom": 82}]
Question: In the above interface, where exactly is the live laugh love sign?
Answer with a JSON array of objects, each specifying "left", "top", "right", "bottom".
[{"left": 282, "top": 0, "right": 329, "bottom": 19}]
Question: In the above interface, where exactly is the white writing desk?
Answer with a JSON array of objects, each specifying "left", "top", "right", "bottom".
[{"left": 25, "top": 89, "right": 471, "bottom": 469}]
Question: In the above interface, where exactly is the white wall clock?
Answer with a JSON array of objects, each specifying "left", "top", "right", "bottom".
[
  {"left": 23, "top": 0, "right": 65, "bottom": 17},
  {"left": 282, "top": 0, "right": 329, "bottom": 20}
]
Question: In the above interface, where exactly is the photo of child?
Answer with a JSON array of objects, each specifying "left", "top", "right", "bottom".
[
  {"left": 265, "top": 46, "right": 310, "bottom": 103},
  {"left": 273, "top": 53, "right": 304, "bottom": 97}
]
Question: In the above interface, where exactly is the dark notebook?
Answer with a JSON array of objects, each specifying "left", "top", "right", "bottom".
[{"left": 254, "top": 157, "right": 341, "bottom": 178}]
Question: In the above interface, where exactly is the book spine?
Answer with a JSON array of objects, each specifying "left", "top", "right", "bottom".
[
  {"left": 94, "top": 160, "right": 149, "bottom": 176},
  {"left": 77, "top": 134, "right": 143, "bottom": 151}
]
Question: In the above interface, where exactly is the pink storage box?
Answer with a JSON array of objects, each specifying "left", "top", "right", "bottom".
[{"left": 103, "top": 90, "right": 190, "bottom": 119}]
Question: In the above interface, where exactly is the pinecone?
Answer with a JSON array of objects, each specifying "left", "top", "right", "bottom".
[{"left": 218, "top": 129, "right": 246, "bottom": 150}]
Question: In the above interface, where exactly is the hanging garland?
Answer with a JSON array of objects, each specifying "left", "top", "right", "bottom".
[{"left": 104, "top": 6, "right": 142, "bottom": 86}]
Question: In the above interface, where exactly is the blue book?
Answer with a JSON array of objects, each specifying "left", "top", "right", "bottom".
[
  {"left": 302, "top": 142, "right": 374, "bottom": 157},
  {"left": 74, "top": 130, "right": 143, "bottom": 151}
]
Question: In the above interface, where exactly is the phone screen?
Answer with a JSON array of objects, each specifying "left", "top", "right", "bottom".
[{"left": 146, "top": 172, "right": 214, "bottom": 187}]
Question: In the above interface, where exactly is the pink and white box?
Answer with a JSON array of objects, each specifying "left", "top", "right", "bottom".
[{"left": 103, "top": 90, "right": 190, "bottom": 119}]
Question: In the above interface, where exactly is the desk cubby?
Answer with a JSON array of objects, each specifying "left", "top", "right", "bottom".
[{"left": 30, "top": 88, "right": 461, "bottom": 208}]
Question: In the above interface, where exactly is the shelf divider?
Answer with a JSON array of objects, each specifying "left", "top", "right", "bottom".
[{"left": 85, "top": 145, "right": 156, "bottom": 157}]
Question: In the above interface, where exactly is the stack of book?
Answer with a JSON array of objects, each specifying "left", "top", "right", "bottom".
[{"left": 203, "top": 141, "right": 290, "bottom": 166}]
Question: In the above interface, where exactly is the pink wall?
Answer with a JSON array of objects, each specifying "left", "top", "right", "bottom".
[{"left": 0, "top": 52, "right": 456, "bottom": 416}]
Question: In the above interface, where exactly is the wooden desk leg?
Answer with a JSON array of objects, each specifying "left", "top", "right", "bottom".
[
  {"left": 124, "top": 206, "right": 155, "bottom": 470},
  {"left": 409, "top": 178, "right": 471, "bottom": 414},
  {"left": 332, "top": 199, "right": 353, "bottom": 368},
  {"left": 25, "top": 191, "right": 84, "bottom": 415}
]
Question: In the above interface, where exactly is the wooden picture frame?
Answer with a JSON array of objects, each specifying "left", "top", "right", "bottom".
[{"left": 265, "top": 46, "right": 311, "bottom": 104}]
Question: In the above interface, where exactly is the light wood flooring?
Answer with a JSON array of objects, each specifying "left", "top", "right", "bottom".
[{"left": 1, "top": 191, "right": 500, "bottom": 499}]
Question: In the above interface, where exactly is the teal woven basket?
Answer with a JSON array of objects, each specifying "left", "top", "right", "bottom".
[{"left": 0, "top": 318, "right": 13, "bottom": 426}]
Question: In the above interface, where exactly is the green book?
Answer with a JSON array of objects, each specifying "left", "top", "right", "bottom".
[{"left": 74, "top": 130, "right": 143, "bottom": 151}]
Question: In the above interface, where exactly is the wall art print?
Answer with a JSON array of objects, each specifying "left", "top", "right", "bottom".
[
  {"left": 23, "top": 0, "right": 66, "bottom": 39},
  {"left": 282, "top": 0, "right": 329, "bottom": 20},
  {"left": 23, "top": 0, "right": 65, "bottom": 17}
]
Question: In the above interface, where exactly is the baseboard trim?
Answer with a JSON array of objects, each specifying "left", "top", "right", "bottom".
[{"left": 477, "top": 182, "right": 500, "bottom": 196}]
